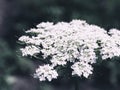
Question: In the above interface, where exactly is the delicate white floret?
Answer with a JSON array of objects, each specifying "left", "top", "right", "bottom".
[
  {"left": 20, "top": 45, "right": 40, "bottom": 56},
  {"left": 34, "top": 64, "right": 58, "bottom": 81},
  {"left": 71, "top": 61, "right": 93, "bottom": 78}
]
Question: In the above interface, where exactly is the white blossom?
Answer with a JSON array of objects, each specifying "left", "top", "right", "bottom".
[
  {"left": 19, "top": 36, "right": 30, "bottom": 42},
  {"left": 20, "top": 45, "right": 40, "bottom": 56},
  {"left": 19, "top": 19, "right": 120, "bottom": 81},
  {"left": 71, "top": 61, "right": 93, "bottom": 78},
  {"left": 34, "top": 64, "right": 58, "bottom": 81}
]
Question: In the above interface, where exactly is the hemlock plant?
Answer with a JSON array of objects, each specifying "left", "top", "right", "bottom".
[{"left": 19, "top": 20, "right": 120, "bottom": 82}]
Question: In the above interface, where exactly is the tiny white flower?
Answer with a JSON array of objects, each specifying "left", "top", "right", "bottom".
[{"left": 20, "top": 45, "right": 40, "bottom": 56}]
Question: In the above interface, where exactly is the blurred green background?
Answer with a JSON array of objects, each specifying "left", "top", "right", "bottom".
[{"left": 1, "top": 0, "right": 120, "bottom": 90}]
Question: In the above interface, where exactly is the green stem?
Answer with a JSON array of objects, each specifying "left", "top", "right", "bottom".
[{"left": 74, "top": 78, "right": 79, "bottom": 90}]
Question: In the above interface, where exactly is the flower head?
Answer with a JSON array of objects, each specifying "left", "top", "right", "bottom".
[{"left": 19, "top": 19, "right": 120, "bottom": 81}]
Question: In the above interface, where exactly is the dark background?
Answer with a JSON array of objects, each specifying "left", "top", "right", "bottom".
[{"left": 1, "top": 0, "right": 120, "bottom": 90}]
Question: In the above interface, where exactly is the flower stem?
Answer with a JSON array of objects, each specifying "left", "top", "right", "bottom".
[{"left": 74, "top": 77, "right": 79, "bottom": 90}]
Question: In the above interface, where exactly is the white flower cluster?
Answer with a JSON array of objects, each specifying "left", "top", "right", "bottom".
[
  {"left": 20, "top": 45, "right": 40, "bottom": 56},
  {"left": 19, "top": 20, "right": 120, "bottom": 81},
  {"left": 34, "top": 64, "right": 58, "bottom": 81},
  {"left": 71, "top": 61, "right": 93, "bottom": 78}
]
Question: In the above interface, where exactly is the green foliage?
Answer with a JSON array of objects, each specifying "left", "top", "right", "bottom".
[{"left": 0, "top": 39, "right": 34, "bottom": 89}]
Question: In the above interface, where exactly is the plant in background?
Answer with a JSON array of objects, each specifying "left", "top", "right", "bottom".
[{"left": 18, "top": 20, "right": 120, "bottom": 90}]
